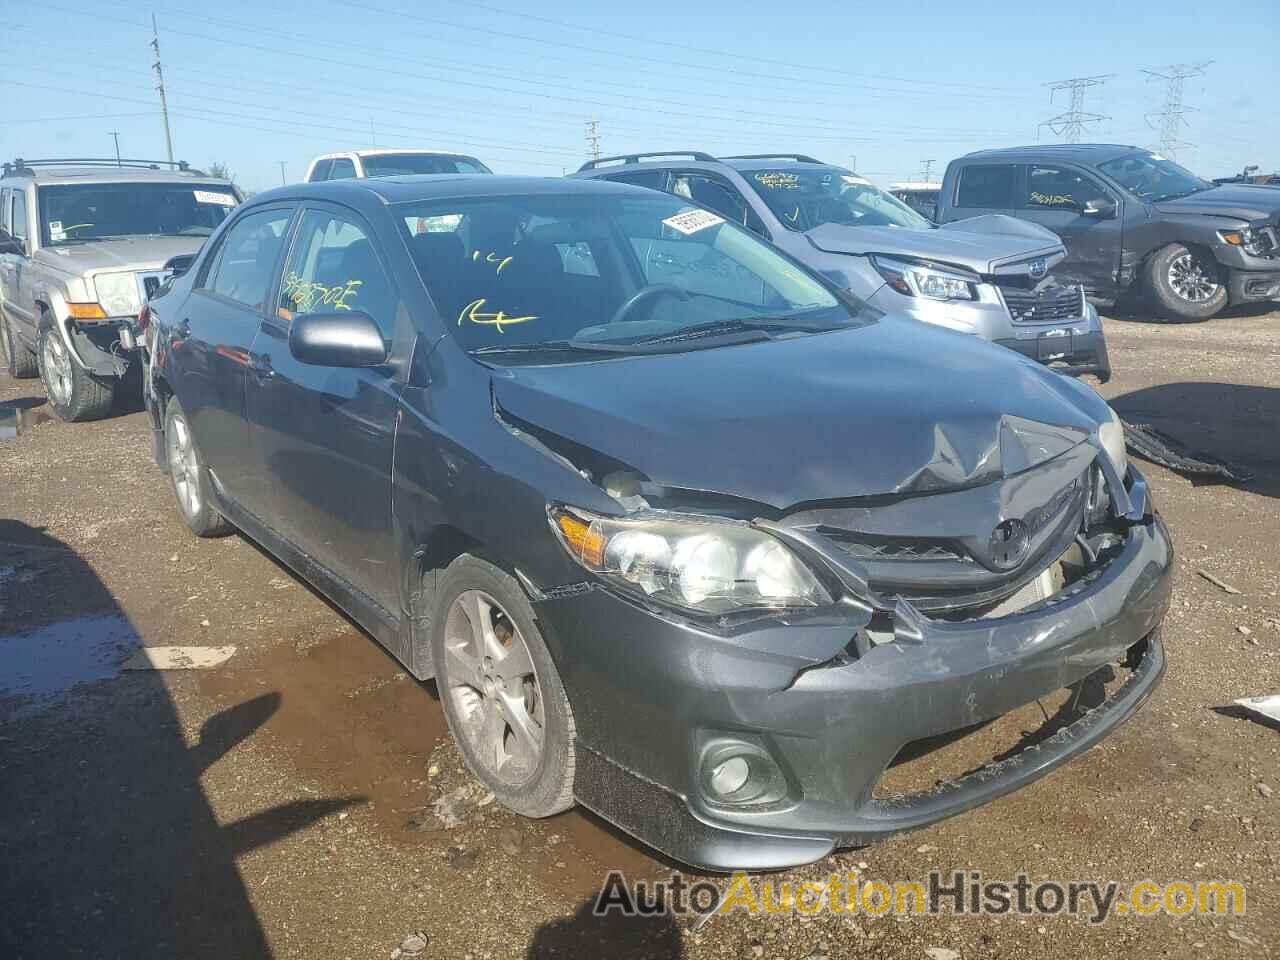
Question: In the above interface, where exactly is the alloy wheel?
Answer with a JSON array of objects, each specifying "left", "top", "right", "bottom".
[
  {"left": 1167, "top": 252, "right": 1220, "bottom": 303},
  {"left": 443, "top": 590, "right": 545, "bottom": 786},
  {"left": 41, "top": 333, "right": 73, "bottom": 406},
  {"left": 166, "top": 413, "right": 203, "bottom": 519}
]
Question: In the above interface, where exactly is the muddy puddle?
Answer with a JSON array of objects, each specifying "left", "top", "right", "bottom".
[
  {"left": 0, "top": 612, "right": 141, "bottom": 720},
  {"left": 197, "top": 626, "right": 671, "bottom": 894}
]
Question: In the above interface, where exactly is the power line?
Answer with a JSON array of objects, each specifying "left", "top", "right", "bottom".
[
  {"left": 1038, "top": 75, "right": 1112, "bottom": 143},
  {"left": 584, "top": 120, "right": 601, "bottom": 162},
  {"left": 1143, "top": 62, "right": 1212, "bottom": 159},
  {"left": 150, "top": 14, "right": 175, "bottom": 162}
]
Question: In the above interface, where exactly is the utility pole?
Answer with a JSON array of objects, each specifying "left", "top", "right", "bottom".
[
  {"left": 370, "top": 117, "right": 377, "bottom": 148},
  {"left": 278, "top": 161, "right": 288, "bottom": 185},
  {"left": 919, "top": 160, "right": 936, "bottom": 183},
  {"left": 1143, "top": 62, "right": 1212, "bottom": 160},
  {"left": 848, "top": 154, "right": 857, "bottom": 172},
  {"left": 584, "top": 120, "right": 601, "bottom": 162},
  {"left": 1038, "top": 75, "right": 1112, "bottom": 143},
  {"left": 151, "top": 14, "right": 174, "bottom": 163},
  {"left": 109, "top": 131, "right": 121, "bottom": 166}
]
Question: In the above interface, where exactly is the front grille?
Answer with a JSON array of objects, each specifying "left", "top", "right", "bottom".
[
  {"left": 820, "top": 531, "right": 967, "bottom": 563},
  {"left": 998, "top": 282, "right": 1083, "bottom": 324}
]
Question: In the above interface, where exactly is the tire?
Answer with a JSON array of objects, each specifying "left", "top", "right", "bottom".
[
  {"left": 38, "top": 323, "right": 115, "bottom": 421},
  {"left": 163, "top": 397, "right": 233, "bottom": 538},
  {"left": 1144, "top": 243, "right": 1228, "bottom": 322},
  {"left": 431, "top": 555, "right": 576, "bottom": 818},
  {"left": 2, "top": 313, "right": 39, "bottom": 379}
]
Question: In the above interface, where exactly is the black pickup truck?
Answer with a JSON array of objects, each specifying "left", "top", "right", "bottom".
[{"left": 937, "top": 145, "right": 1280, "bottom": 321}]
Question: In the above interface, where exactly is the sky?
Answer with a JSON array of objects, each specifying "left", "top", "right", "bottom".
[{"left": 2, "top": 0, "right": 1276, "bottom": 193}]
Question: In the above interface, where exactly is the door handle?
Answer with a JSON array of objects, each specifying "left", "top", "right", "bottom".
[{"left": 249, "top": 353, "right": 274, "bottom": 380}]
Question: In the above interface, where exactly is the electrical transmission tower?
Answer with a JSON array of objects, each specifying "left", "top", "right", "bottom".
[
  {"left": 918, "top": 160, "right": 936, "bottom": 183},
  {"left": 1038, "top": 75, "right": 1112, "bottom": 143},
  {"left": 584, "top": 120, "right": 601, "bottom": 162},
  {"left": 151, "top": 15, "right": 174, "bottom": 163},
  {"left": 1143, "top": 62, "right": 1212, "bottom": 160}
]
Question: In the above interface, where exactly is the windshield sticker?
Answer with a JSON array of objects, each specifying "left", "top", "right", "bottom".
[
  {"left": 282, "top": 272, "right": 362, "bottom": 312},
  {"left": 49, "top": 220, "right": 66, "bottom": 242},
  {"left": 841, "top": 175, "right": 871, "bottom": 186},
  {"left": 661, "top": 209, "right": 725, "bottom": 235},
  {"left": 458, "top": 297, "right": 537, "bottom": 333},
  {"left": 193, "top": 189, "right": 236, "bottom": 206},
  {"left": 1030, "top": 192, "right": 1075, "bottom": 207},
  {"left": 754, "top": 172, "right": 800, "bottom": 190},
  {"left": 472, "top": 250, "right": 514, "bottom": 274}
]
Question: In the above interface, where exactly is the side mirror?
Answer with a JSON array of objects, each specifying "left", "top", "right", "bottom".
[
  {"left": 162, "top": 253, "right": 196, "bottom": 279},
  {"left": 0, "top": 233, "right": 27, "bottom": 257},
  {"left": 1082, "top": 198, "right": 1117, "bottom": 219},
  {"left": 288, "top": 310, "right": 388, "bottom": 367}
]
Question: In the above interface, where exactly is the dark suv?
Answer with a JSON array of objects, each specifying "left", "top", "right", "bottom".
[{"left": 938, "top": 145, "right": 1280, "bottom": 322}]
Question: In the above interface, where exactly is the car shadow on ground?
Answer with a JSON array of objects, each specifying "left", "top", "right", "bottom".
[
  {"left": 1105, "top": 298, "right": 1277, "bottom": 324},
  {"left": 526, "top": 896, "right": 685, "bottom": 959},
  {"left": 0, "top": 520, "right": 360, "bottom": 959},
  {"left": 1108, "top": 382, "right": 1280, "bottom": 498}
]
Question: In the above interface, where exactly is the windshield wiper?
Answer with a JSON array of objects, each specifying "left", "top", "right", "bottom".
[
  {"left": 469, "top": 340, "right": 638, "bottom": 357},
  {"left": 626, "top": 316, "right": 816, "bottom": 345}
]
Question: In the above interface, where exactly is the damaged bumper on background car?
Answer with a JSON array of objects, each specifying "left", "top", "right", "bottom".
[{"left": 522, "top": 427, "right": 1171, "bottom": 871}]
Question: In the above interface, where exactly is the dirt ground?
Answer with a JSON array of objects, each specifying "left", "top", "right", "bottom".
[{"left": 1, "top": 307, "right": 1277, "bottom": 960}]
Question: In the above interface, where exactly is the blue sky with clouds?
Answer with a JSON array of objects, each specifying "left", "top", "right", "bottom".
[{"left": 3, "top": 0, "right": 1275, "bottom": 192}]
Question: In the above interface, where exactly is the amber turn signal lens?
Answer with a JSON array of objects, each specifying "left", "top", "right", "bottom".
[
  {"left": 66, "top": 302, "right": 108, "bottom": 320},
  {"left": 556, "top": 513, "right": 606, "bottom": 567},
  {"left": 1220, "top": 231, "right": 1244, "bottom": 246}
]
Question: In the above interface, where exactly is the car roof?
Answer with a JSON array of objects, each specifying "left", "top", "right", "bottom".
[
  {"left": 958, "top": 144, "right": 1144, "bottom": 165},
  {"left": 1, "top": 165, "right": 229, "bottom": 186},
  {"left": 575, "top": 155, "right": 846, "bottom": 177},
  {"left": 247, "top": 174, "right": 654, "bottom": 210},
  {"left": 313, "top": 149, "right": 482, "bottom": 160}
]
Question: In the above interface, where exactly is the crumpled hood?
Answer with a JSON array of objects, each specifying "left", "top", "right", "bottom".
[
  {"left": 805, "top": 214, "right": 1065, "bottom": 276},
  {"left": 492, "top": 318, "right": 1107, "bottom": 509},
  {"left": 34, "top": 235, "right": 207, "bottom": 276},
  {"left": 1155, "top": 184, "right": 1280, "bottom": 222}
]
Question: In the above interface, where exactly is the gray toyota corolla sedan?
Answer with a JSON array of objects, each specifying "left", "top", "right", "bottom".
[{"left": 143, "top": 175, "right": 1172, "bottom": 871}]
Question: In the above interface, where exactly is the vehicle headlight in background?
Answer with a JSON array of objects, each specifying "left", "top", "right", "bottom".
[
  {"left": 1218, "top": 227, "right": 1266, "bottom": 256},
  {"left": 870, "top": 255, "right": 977, "bottom": 301},
  {"left": 549, "top": 507, "right": 831, "bottom": 615},
  {"left": 93, "top": 272, "right": 142, "bottom": 317},
  {"left": 1098, "top": 405, "right": 1128, "bottom": 479}
]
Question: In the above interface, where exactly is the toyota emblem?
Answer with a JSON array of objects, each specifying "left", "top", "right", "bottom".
[
  {"left": 1029, "top": 258, "right": 1047, "bottom": 280},
  {"left": 988, "top": 519, "right": 1030, "bottom": 571}
]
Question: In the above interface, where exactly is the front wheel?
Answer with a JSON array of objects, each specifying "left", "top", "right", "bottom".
[
  {"left": 38, "top": 323, "right": 115, "bottom": 420},
  {"left": 431, "top": 555, "right": 576, "bottom": 818},
  {"left": 164, "top": 397, "right": 233, "bottom": 537},
  {"left": 1144, "top": 243, "right": 1228, "bottom": 322}
]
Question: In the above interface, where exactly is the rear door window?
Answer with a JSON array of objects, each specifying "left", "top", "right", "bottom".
[
  {"left": 309, "top": 158, "right": 334, "bottom": 182},
  {"left": 956, "top": 164, "right": 1017, "bottom": 208},
  {"left": 204, "top": 208, "right": 293, "bottom": 311},
  {"left": 328, "top": 158, "right": 357, "bottom": 180},
  {"left": 278, "top": 209, "right": 397, "bottom": 339}
]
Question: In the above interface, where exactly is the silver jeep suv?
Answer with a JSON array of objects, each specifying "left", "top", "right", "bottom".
[{"left": 0, "top": 159, "right": 241, "bottom": 420}]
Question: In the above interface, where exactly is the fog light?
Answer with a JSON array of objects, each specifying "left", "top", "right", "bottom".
[{"left": 708, "top": 756, "right": 750, "bottom": 797}]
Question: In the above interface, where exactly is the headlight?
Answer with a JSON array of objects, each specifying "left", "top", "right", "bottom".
[
  {"left": 549, "top": 507, "right": 831, "bottom": 615},
  {"left": 1098, "top": 405, "right": 1128, "bottom": 479},
  {"left": 93, "top": 272, "right": 141, "bottom": 317},
  {"left": 870, "top": 255, "right": 976, "bottom": 301}
]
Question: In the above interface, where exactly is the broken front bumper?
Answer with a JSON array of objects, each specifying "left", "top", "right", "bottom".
[{"left": 534, "top": 475, "right": 1172, "bottom": 872}]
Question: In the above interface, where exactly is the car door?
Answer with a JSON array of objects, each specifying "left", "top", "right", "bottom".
[
  {"left": 1018, "top": 164, "right": 1123, "bottom": 296},
  {"left": 173, "top": 204, "right": 296, "bottom": 503},
  {"left": 0, "top": 189, "right": 37, "bottom": 341},
  {"left": 244, "top": 202, "right": 409, "bottom": 612}
]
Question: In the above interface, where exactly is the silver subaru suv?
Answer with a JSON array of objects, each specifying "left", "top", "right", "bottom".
[
  {"left": 574, "top": 153, "right": 1110, "bottom": 381},
  {"left": 0, "top": 159, "right": 242, "bottom": 420}
]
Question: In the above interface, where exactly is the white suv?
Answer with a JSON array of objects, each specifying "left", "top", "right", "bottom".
[{"left": 304, "top": 150, "right": 491, "bottom": 181}]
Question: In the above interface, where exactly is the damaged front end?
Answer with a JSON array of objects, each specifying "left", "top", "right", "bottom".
[{"left": 524, "top": 408, "right": 1171, "bottom": 871}]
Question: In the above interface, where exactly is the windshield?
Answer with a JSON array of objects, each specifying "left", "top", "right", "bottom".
[
  {"left": 362, "top": 154, "right": 492, "bottom": 177},
  {"left": 745, "top": 169, "right": 932, "bottom": 232},
  {"left": 36, "top": 182, "right": 238, "bottom": 246},
  {"left": 1097, "top": 152, "right": 1212, "bottom": 202},
  {"left": 397, "top": 191, "right": 861, "bottom": 362}
]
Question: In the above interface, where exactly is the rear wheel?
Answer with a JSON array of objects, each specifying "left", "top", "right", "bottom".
[
  {"left": 2, "top": 313, "right": 39, "bottom": 379},
  {"left": 431, "top": 556, "right": 576, "bottom": 818},
  {"left": 1145, "top": 243, "right": 1228, "bottom": 322},
  {"left": 164, "top": 397, "right": 233, "bottom": 537},
  {"left": 38, "top": 323, "right": 115, "bottom": 421}
]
